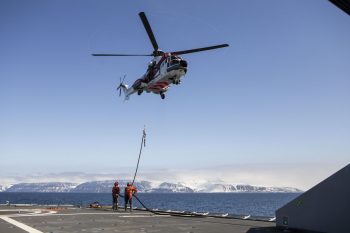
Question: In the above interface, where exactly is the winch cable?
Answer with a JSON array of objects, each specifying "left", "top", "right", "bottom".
[
  {"left": 133, "top": 194, "right": 204, "bottom": 217},
  {"left": 121, "top": 128, "right": 271, "bottom": 221},
  {"left": 131, "top": 127, "right": 146, "bottom": 186},
  {"left": 128, "top": 129, "right": 272, "bottom": 221},
  {"left": 129, "top": 127, "right": 203, "bottom": 217}
]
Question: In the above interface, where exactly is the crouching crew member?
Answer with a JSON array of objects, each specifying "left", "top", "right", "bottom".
[
  {"left": 124, "top": 182, "right": 137, "bottom": 212},
  {"left": 112, "top": 181, "right": 120, "bottom": 211}
]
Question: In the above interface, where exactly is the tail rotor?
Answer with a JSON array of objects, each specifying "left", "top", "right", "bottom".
[{"left": 117, "top": 75, "right": 127, "bottom": 97}]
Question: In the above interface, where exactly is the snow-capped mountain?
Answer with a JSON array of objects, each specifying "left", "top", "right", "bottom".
[
  {"left": 6, "top": 182, "right": 78, "bottom": 192},
  {"left": 0, "top": 185, "right": 9, "bottom": 192},
  {"left": 195, "top": 183, "right": 301, "bottom": 193},
  {"left": 151, "top": 182, "right": 194, "bottom": 193},
  {"left": 72, "top": 180, "right": 152, "bottom": 193},
  {"left": 195, "top": 184, "right": 237, "bottom": 192},
  {"left": 1, "top": 181, "right": 302, "bottom": 193}
]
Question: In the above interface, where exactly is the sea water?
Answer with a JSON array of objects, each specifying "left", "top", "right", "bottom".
[{"left": 0, "top": 192, "right": 300, "bottom": 217}]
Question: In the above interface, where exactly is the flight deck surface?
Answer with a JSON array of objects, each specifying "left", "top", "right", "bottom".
[{"left": 0, "top": 205, "right": 283, "bottom": 233}]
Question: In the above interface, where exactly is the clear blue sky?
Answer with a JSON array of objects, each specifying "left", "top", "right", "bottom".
[{"left": 0, "top": 1, "right": 349, "bottom": 186}]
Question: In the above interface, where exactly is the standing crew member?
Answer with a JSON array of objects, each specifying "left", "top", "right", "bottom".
[
  {"left": 124, "top": 182, "right": 137, "bottom": 212},
  {"left": 112, "top": 181, "right": 120, "bottom": 211}
]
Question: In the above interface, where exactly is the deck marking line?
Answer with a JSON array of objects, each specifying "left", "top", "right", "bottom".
[
  {"left": 11, "top": 212, "right": 151, "bottom": 218},
  {"left": 0, "top": 216, "right": 44, "bottom": 233},
  {"left": 119, "top": 215, "right": 157, "bottom": 218}
]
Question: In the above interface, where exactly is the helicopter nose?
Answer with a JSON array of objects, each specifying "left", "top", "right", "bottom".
[{"left": 180, "top": 60, "right": 187, "bottom": 68}]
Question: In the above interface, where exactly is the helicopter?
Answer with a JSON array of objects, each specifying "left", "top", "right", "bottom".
[{"left": 92, "top": 12, "right": 229, "bottom": 100}]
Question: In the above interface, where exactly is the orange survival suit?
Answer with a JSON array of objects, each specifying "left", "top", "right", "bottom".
[{"left": 124, "top": 182, "right": 137, "bottom": 211}]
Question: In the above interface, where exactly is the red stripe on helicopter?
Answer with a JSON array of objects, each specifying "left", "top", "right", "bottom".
[
  {"left": 148, "top": 85, "right": 168, "bottom": 90},
  {"left": 149, "top": 82, "right": 168, "bottom": 88}
]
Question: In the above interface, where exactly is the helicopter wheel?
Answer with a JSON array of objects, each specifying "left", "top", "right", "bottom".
[
  {"left": 160, "top": 93, "right": 165, "bottom": 99},
  {"left": 137, "top": 90, "right": 143, "bottom": 95}
]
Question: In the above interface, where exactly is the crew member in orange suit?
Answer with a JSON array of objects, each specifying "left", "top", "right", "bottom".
[
  {"left": 124, "top": 182, "right": 137, "bottom": 212},
  {"left": 112, "top": 181, "right": 120, "bottom": 211}
]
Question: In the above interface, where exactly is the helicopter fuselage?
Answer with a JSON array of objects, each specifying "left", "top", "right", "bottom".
[
  {"left": 125, "top": 54, "right": 187, "bottom": 98},
  {"left": 93, "top": 12, "right": 228, "bottom": 100}
]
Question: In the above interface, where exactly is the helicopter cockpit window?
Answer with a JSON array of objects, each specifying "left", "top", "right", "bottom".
[
  {"left": 170, "top": 56, "right": 180, "bottom": 66},
  {"left": 147, "top": 61, "right": 156, "bottom": 70}
]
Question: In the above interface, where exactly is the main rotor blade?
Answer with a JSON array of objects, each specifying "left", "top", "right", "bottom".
[
  {"left": 170, "top": 44, "right": 229, "bottom": 55},
  {"left": 139, "top": 12, "right": 159, "bottom": 52},
  {"left": 92, "top": 54, "right": 153, "bottom": 56}
]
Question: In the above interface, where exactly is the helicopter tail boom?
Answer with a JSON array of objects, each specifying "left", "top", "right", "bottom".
[
  {"left": 117, "top": 75, "right": 133, "bottom": 100},
  {"left": 117, "top": 83, "right": 133, "bottom": 100}
]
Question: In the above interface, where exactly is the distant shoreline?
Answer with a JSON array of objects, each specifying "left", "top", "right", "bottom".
[{"left": 0, "top": 181, "right": 303, "bottom": 193}]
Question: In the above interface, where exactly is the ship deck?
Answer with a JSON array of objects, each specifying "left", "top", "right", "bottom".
[{"left": 0, "top": 205, "right": 285, "bottom": 233}]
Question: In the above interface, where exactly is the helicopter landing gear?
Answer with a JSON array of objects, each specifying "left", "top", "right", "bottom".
[
  {"left": 160, "top": 93, "right": 165, "bottom": 99},
  {"left": 137, "top": 90, "right": 143, "bottom": 95},
  {"left": 172, "top": 79, "right": 181, "bottom": 85}
]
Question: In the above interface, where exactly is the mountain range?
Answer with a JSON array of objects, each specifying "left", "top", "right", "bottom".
[{"left": 1, "top": 180, "right": 302, "bottom": 193}]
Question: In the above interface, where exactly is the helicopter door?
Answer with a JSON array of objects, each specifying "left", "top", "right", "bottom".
[{"left": 160, "top": 59, "right": 167, "bottom": 74}]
